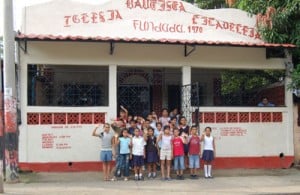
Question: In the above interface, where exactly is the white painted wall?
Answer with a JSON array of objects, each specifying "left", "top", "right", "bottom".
[
  {"left": 18, "top": 41, "right": 293, "bottom": 164},
  {"left": 21, "top": 0, "right": 263, "bottom": 44},
  {"left": 294, "top": 105, "right": 300, "bottom": 164},
  {"left": 21, "top": 42, "right": 284, "bottom": 69},
  {"left": 199, "top": 107, "right": 292, "bottom": 157}
]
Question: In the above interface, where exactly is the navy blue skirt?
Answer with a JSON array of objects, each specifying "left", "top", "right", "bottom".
[
  {"left": 146, "top": 151, "right": 158, "bottom": 163},
  {"left": 132, "top": 155, "right": 145, "bottom": 166},
  {"left": 202, "top": 150, "right": 214, "bottom": 162}
]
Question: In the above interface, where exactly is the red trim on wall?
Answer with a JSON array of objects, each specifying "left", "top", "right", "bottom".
[
  {"left": 19, "top": 156, "right": 294, "bottom": 172},
  {"left": 196, "top": 112, "right": 283, "bottom": 124},
  {"left": 213, "top": 156, "right": 294, "bottom": 169},
  {"left": 216, "top": 112, "right": 226, "bottom": 123},
  {"left": 27, "top": 112, "right": 106, "bottom": 125}
]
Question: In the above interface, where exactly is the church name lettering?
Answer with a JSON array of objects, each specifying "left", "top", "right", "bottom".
[
  {"left": 133, "top": 20, "right": 185, "bottom": 33},
  {"left": 64, "top": 10, "right": 122, "bottom": 27},
  {"left": 192, "top": 14, "right": 261, "bottom": 39},
  {"left": 126, "top": 0, "right": 186, "bottom": 12},
  {"left": 61, "top": 3, "right": 261, "bottom": 41}
]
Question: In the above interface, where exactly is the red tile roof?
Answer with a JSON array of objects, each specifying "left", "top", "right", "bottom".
[{"left": 16, "top": 34, "right": 296, "bottom": 48}]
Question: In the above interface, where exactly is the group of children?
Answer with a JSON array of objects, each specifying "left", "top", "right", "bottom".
[{"left": 92, "top": 107, "right": 215, "bottom": 181}]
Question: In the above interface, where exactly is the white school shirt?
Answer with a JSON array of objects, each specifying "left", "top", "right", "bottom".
[
  {"left": 132, "top": 136, "right": 146, "bottom": 156},
  {"left": 203, "top": 135, "right": 214, "bottom": 151}
]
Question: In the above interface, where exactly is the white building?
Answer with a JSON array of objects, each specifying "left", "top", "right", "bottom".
[{"left": 16, "top": 0, "right": 295, "bottom": 171}]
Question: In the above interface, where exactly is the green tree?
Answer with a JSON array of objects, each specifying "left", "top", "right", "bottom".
[
  {"left": 221, "top": 70, "right": 284, "bottom": 95},
  {"left": 197, "top": 0, "right": 227, "bottom": 9},
  {"left": 184, "top": 0, "right": 228, "bottom": 9},
  {"left": 234, "top": 0, "right": 300, "bottom": 89},
  {"left": 184, "top": 0, "right": 300, "bottom": 93}
]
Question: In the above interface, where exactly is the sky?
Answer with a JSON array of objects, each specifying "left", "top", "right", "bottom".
[{"left": 0, "top": 0, "right": 104, "bottom": 36}]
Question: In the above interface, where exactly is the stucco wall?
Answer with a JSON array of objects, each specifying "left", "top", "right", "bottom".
[{"left": 18, "top": 41, "right": 294, "bottom": 170}]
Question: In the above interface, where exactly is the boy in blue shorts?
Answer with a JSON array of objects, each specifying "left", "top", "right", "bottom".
[
  {"left": 92, "top": 123, "right": 115, "bottom": 181},
  {"left": 188, "top": 126, "right": 201, "bottom": 179}
]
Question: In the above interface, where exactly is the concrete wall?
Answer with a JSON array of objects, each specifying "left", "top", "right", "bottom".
[
  {"left": 18, "top": 41, "right": 294, "bottom": 171},
  {"left": 294, "top": 104, "right": 300, "bottom": 165}
]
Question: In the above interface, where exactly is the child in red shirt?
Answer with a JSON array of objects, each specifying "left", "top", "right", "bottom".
[
  {"left": 172, "top": 128, "right": 187, "bottom": 180},
  {"left": 188, "top": 126, "right": 201, "bottom": 179}
]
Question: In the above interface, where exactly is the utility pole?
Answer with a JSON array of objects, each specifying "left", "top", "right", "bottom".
[
  {"left": 3, "top": 0, "right": 18, "bottom": 183},
  {"left": 0, "top": 57, "right": 3, "bottom": 192}
]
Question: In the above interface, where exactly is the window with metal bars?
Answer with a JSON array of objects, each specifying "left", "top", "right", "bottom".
[{"left": 27, "top": 64, "right": 109, "bottom": 106}]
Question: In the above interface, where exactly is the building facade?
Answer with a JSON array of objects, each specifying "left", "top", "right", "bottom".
[{"left": 16, "top": 0, "right": 295, "bottom": 171}]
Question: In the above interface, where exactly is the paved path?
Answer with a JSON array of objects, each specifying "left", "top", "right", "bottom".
[{"left": 3, "top": 169, "right": 300, "bottom": 195}]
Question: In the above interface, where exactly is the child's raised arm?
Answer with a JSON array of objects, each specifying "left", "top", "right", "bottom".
[
  {"left": 115, "top": 136, "right": 120, "bottom": 145},
  {"left": 92, "top": 124, "right": 101, "bottom": 137},
  {"left": 120, "top": 105, "right": 128, "bottom": 114},
  {"left": 144, "top": 133, "right": 148, "bottom": 141},
  {"left": 143, "top": 128, "right": 148, "bottom": 140}
]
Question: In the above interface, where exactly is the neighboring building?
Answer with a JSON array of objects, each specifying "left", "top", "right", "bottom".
[{"left": 16, "top": 0, "right": 295, "bottom": 171}]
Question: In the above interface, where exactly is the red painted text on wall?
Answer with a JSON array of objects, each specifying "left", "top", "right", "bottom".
[
  {"left": 220, "top": 127, "right": 247, "bottom": 137},
  {"left": 192, "top": 15, "right": 261, "bottom": 39},
  {"left": 126, "top": 0, "right": 186, "bottom": 12},
  {"left": 42, "top": 133, "right": 55, "bottom": 149},
  {"left": 42, "top": 133, "right": 72, "bottom": 149},
  {"left": 64, "top": 10, "right": 122, "bottom": 27},
  {"left": 133, "top": 20, "right": 185, "bottom": 33}
]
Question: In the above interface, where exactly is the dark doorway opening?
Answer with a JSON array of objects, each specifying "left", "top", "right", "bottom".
[
  {"left": 117, "top": 67, "right": 181, "bottom": 117},
  {"left": 168, "top": 85, "right": 181, "bottom": 112}
]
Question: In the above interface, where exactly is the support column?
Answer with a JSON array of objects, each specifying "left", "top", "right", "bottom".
[
  {"left": 181, "top": 66, "right": 192, "bottom": 126},
  {"left": 109, "top": 65, "right": 117, "bottom": 122},
  {"left": 0, "top": 60, "right": 4, "bottom": 191},
  {"left": 182, "top": 66, "right": 191, "bottom": 86},
  {"left": 285, "top": 50, "right": 295, "bottom": 160},
  {"left": 3, "top": 0, "right": 18, "bottom": 182}
]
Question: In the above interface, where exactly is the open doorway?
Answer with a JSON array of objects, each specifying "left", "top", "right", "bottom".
[
  {"left": 117, "top": 67, "right": 181, "bottom": 117},
  {"left": 168, "top": 85, "right": 181, "bottom": 112}
]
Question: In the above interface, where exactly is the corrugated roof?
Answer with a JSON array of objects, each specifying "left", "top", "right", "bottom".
[{"left": 16, "top": 34, "right": 296, "bottom": 48}]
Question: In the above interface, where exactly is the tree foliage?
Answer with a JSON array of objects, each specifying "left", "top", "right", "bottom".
[
  {"left": 235, "top": 0, "right": 300, "bottom": 47},
  {"left": 183, "top": 0, "right": 300, "bottom": 91},
  {"left": 289, "top": 64, "right": 300, "bottom": 90},
  {"left": 221, "top": 70, "right": 284, "bottom": 95},
  {"left": 197, "top": 0, "right": 227, "bottom": 9},
  {"left": 234, "top": 0, "right": 300, "bottom": 89},
  {"left": 183, "top": 0, "right": 227, "bottom": 9}
]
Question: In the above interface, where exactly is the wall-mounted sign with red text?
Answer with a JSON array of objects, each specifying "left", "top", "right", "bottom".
[{"left": 21, "top": 0, "right": 263, "bottom": 44}]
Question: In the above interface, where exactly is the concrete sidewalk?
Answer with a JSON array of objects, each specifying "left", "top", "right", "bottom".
[{"left": 3, "top": 168, "right": 300, "bottom": 195}]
